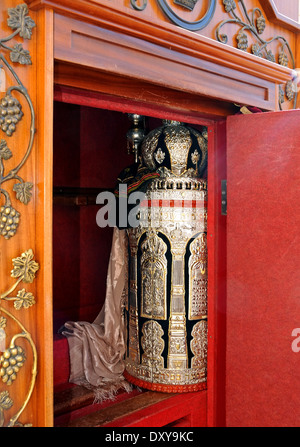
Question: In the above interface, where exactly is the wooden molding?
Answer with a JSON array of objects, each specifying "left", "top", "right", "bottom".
[
  {"left": 34, "top": 5, "right": 55, "bottom": 427},
  {"left": 53, "top": 12, "right": 293, "bottom": 112},
  {"left": 25, "top": 0, "right": 295, "bottom": 112},
  {"left": 53, "top": 81, "right": 236, "bottom": 122},
  {"left": 26, "top": 0, "right": 293, "bottom": 86},
  {"left": 261, "top": 0, "right": 300, "bottom": 33}
]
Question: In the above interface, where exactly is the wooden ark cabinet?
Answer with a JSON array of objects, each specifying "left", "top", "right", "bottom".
[{"left": 0, "top": 0, "right": 299, "bottom": 427}]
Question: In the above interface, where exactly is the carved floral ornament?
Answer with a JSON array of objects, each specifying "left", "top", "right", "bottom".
[
  {"left": 0, "top": 4, "right": 36, "bottom": 240},
  {"left": 0, "top": 3, "right": 37, "bottom": 428},
  {"left": 216, "top": 0, "right": 297, "bottom": 109},
  {"left": 0, "top": 249, "right": 39, "bottom": 427}
]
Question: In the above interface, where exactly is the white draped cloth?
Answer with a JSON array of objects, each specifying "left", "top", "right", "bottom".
[{"left": 62, "top": 228, "right": 132, "bottom": 401}]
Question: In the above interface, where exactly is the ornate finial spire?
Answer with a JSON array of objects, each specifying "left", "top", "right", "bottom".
[{"left": 126, "top": 114, "right": 146, "bottom": 163}]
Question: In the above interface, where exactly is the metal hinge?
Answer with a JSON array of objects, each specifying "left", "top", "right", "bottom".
[{"left": 221, "top": 180, "right": 227, "bottom": 216}]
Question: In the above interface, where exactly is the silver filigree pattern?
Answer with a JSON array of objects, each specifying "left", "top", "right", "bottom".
[
  {"left": 141, "top": 320, "right": 164, "bottom": 370},
  {"left": 191, "top": 320, "right": 208, "bottom": 369},
  {"left": 141, "top": 231, "right": 167, "bottom": 320},
  {"left": 164, "top": 125, "right": 192, "bottom": 175},
  {"left": 189, "top": 233, "right": 208, "bottom": 320}
]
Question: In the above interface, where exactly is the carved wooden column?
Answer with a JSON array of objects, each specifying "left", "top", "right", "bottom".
[{"left": 0, "top": 1, "right": 53, "bottom": 427}]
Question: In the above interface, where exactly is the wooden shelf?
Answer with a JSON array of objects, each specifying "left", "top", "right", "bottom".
[
  {"left": 54, "top": 385, "right": 207, "bottom": 427},
  {"left": 53, "top": 186, "right": 113, "bottom": 206}
]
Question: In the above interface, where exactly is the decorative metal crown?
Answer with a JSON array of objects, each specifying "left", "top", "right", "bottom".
[
  {"left": 141, "top": 120, "right": 208, "bottom": 178},
  {"left": 174, "top": 0, "right": 199, "bottom": 11}
]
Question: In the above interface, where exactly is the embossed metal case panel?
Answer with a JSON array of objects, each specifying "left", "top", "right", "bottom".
[{"left": 124, "top": 121, "right": 208, "bottom": 392}]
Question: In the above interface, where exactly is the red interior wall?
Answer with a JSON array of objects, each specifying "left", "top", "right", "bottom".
[{"left": 53, "top": 102, "right": 133, "bottom": 332}]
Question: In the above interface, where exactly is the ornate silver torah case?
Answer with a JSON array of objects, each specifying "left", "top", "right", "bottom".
[{"left": 124, "top": 120, "right": 208, "bottom": 392}]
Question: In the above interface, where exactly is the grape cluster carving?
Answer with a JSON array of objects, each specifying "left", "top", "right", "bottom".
[
  {"left": 0, "top": 3, "right": 36, "bottom": 240},
  {"left": 0, "top": 94, "right": 23, "bottom": 137},
  {"left": 0, "top": 345, "right": 26, "bottom": 386}
]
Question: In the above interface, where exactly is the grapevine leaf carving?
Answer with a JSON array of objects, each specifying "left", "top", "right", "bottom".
[
  {"left": 11, "top": 249, "right": 39, "bottom": 283},
  {"left": 216, "top": 0, "right": 297, "bottom": 109},
  {"left": 0, "top": 5, "right": 36, "bottom": 240},
  {"left": 13, "top": 181, "right": 33, "bottom": 204},
  {"left": 10, "top": 43, "right": 32, "bottom": 65},
  {"left": 14, "top": 289, "right": 35, "bottom": 310},
  {"left": 0, "top": 139, "right": 12, "bottom": 160},
  {"left": 0, "top": 391, "right": 13, "bottom": 427},
  {"left": 0, "top": 249, "right": 39, "bottom": 426},
  {"left": 7, "top": 4, "right": 36, "bottom": 40}
]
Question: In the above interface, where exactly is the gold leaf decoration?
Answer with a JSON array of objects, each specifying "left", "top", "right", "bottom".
[
  {"left": 0, "top": 248, "right": 39, "bottom": 426},
  {"left": 0, "top": 4, "right": 36, "bottom": 240},
  {"left": 0, "top": 345, "right": 26, "bottom": 386},
  {"left": 11, "top": 249, "right": 39, "bottom": 283},
  {"left": 0, "top": 391, "right": 13, "bottom": 427},
  {"left": 14, "top": 289, "right": 35, "bottom": 310}
]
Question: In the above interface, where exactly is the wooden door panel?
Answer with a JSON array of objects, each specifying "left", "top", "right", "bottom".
[{"left": 226, "top": 109, "right": 300, "bottom": 426}]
